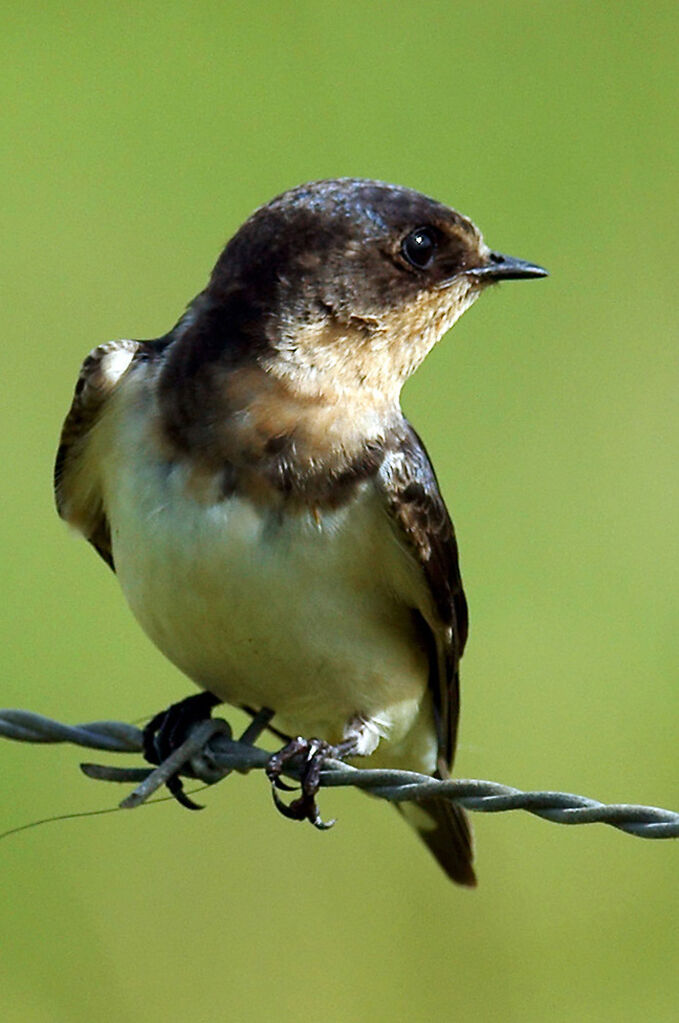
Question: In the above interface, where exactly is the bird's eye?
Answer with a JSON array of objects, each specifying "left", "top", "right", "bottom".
[{"left": 401, "top": 227, "right": 438, "bottom": 270}]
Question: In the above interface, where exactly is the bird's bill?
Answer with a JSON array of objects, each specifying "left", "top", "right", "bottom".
[{"left": 467, "top": 252, "right": 549, "bottom": 281}]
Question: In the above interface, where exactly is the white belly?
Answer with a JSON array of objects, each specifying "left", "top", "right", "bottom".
[{"left": 103, "top": 443, "right": 433, "bottom": 759}]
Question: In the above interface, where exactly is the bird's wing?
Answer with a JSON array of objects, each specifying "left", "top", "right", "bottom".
[
  {"left": 54, "top": 340, "right": 141, "bottom": 571},
  {"left": 379, "top": 423, "right": 468, "bottom": 770},
  {"left": 378, "top": 423, "right": 475, "bottom": 885}
]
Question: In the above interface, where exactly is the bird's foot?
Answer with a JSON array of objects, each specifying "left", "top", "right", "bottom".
[
  {"left": 142, "top": 691, "right": 220, "bottom": 810},
  {"left": 266, "top": 736, "right": 354, "bottom": 830}
]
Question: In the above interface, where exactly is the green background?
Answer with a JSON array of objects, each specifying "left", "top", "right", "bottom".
[{"left": 2, "top": 2, "right": 677, "bottom": 1020}]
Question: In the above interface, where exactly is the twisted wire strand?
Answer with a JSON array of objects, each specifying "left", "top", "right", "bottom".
[{"left": 2, "top": 708, "right": 678, "bottom": 839}]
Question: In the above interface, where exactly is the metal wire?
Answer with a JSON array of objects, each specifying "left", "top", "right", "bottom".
[{"left": 2, "top": 708, "right": 678, "bottom": 838}]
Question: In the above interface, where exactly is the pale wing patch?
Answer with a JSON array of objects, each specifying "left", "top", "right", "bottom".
[
  {"left": 55, "top": 339, "right": 141, "bottom": 563},
  {"left": 97, "top": 345, "right": 137, "bottom": 387}
]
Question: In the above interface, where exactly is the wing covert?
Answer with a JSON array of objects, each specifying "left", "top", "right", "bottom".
[
  {"left": 378, "top": 422, "right": 468, "bottom": 770},
  {"left": 55, "top": 339, "right": 141, "bottom": 570}
]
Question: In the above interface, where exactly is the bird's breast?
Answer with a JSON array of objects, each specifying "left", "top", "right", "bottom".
[{"left": 103, "top": 414, "right": 430, "bottom": 747}]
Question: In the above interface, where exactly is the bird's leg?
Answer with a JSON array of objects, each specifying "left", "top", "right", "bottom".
[
  {"left": 266, "top": 736, "right": 357, "bottom": 830},
  {"left": 142, "top": 691, "right": 221, "bottom": 810},
  {"left": 238, "top": 706, "right": 276, "bottom": 746}
]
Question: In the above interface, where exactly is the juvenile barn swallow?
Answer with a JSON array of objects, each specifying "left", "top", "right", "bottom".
[{"left": 55, "top": 179, "right": 546, "bottom": 885}]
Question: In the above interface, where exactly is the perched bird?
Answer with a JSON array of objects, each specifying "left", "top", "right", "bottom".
[{"left": 55, "top": 179, "right": 546, "bottom": 885}]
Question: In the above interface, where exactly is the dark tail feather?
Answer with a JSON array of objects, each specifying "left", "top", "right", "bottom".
[{"left": 397, "top": 795, "right": 476, "bottom": 886}]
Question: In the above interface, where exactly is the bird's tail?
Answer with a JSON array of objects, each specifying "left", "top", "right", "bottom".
[{"left": 396, "top": 785, "right": 476, "bottom": 886}]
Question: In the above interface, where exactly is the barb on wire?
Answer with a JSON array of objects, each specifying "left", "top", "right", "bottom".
[{"left": 2, "top": 708, "right": 678, "bottom": 839}]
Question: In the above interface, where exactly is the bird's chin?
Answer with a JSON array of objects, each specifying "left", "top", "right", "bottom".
[{"left": 436, "top": 276, "right": 483, "bottom": 319}]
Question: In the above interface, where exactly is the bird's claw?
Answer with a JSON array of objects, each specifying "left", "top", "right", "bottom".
[
  {"left": 270, "top": 785, "right": 335, "bottom": 830},
  {"left": 266, "top": 737, "right": 337, "bottom": 830},
  {"left": 166, "top": 773, "right": 206, "bottom": 811},
  {"left": 271, "top": 775, "right": 298, "bottom": 792},
  {"left": 142, "top": 691, "right": 220, "bottom": 808}
]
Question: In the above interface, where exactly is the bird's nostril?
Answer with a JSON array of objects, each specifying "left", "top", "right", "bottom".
[{"left": 489, "top": 252, "right": 505, "bottom": 264}]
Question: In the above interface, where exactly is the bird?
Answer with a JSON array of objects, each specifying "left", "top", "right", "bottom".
[{"left": 55, "top": 179, "right": 547, "bottom": 885}]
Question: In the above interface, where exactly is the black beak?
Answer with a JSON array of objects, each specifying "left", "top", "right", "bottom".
[{"left": 468, "top": 252, "right": 548, "bottom": 281}]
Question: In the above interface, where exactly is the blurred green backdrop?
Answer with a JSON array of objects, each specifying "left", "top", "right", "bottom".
[{"left": 2, "top": 2, "right": 677, "bottom": 1020}]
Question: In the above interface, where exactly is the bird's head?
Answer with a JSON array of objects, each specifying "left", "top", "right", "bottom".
[
  {"left": 200, "top": 179, "right": 546, "bottom": 403},
  {"left": 159, "top": 180, "right": 546, "bottom": 468}
]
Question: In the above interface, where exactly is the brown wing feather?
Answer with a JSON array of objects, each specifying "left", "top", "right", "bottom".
[
  {"left": 380, "top": 423, "right": 468, "bottom": 767},
  {"left": 55, "top": 339, "right": 141, "bottom": 571},
  {"left": 380, "top": 423, "right": 475, "bottom": 885}
]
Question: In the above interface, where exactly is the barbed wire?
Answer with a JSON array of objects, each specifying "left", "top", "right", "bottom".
[{"left": 2, "top": 708, "right": 678, "bottom": 838}]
